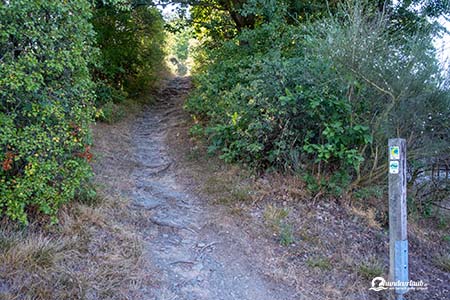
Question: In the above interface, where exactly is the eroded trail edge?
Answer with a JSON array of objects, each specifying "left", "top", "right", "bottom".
[{"left": 95, "top": 77, "right": 296, "bottom": 300}]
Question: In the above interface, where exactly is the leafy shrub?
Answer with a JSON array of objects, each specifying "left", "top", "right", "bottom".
[
  {"left": 187, "top": 1, "right": 450, "bottom": 193},
  {"left": 95, "top": 81, "right": 127, "bottom": 106},
  {"left": 187, "top": 21, "right": 372, "bottom": 175},
  {"left": 92, "top": 3, "right": 166, "bottom": 100},
  {"left": 0, "top": 1, "right": 96, "bottom": 223},
  {"left": 97, "top": 101, "right": 126, "bottom": 124}
]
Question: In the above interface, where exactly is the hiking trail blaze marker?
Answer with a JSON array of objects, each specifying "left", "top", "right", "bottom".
[
  {"left": 390, "top": 146, "right": 400, "bottom": 160},
  {"left": 388, "top": 139, "right": 409, "bottom": 300}
]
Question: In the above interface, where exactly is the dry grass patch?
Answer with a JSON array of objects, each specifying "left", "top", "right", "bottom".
[
  {"left": 356, "top": 256, "right": 385, "bottom": 280},
  {"left": 433, "top": 253, "right": 450, "bottom": 272},
  {"left": 252, "top": 174, "right": 310, "bottom": 204},
  {"left": 0, "top": 195, "right": 153, "bottom": 300},
  {"left": 201, "top": 168, "right": 254, "bottom": 206},
  {"left": 263, "top": 204, "right": 289, "bottom": 231},
  {"left": 348, "top": 204, "right": 382, "bottom": 229},
  {"left": 306, "top": 256, "right": 333, "bottom": 271}
]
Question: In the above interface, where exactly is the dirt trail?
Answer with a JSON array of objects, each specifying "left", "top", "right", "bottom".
[{"left": 96, "top": 77, "right": 297, "bottom": 300}]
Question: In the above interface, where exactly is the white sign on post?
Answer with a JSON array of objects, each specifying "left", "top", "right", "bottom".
[
  {"left": 389, "top": 161, "right": 399, "bottom": 174},
  {"left": 390, "top": 146, "right": 400, "bottom": 160}
]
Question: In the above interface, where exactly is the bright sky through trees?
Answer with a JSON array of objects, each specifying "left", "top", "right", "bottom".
[
  {"left": 158, "top": 2, "right": 180, "bottom": 20},
  {"left": 435, "top": 16, "right": 450, "bottom": 67}
]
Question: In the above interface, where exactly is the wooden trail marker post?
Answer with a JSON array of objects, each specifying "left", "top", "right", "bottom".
[{"left": 388, "top": 139, "right": 409, "bottom": 300}]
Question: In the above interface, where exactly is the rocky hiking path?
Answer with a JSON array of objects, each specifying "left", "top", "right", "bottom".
[{"left": 93, "top": 77, "right": 298, "bottom": 300}]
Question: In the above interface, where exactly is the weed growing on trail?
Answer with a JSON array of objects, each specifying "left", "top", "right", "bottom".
[
  {"left": 297, "top": 229, "right": 321, "bottom": 246},
  {"left": 279, "top": 223, "right": 295, "bottom": 246},
  {"left": 75, "top": 182, "right": 104, "bottom": 207},
  {"left": 263, "top": 205, "right": 295, "bottom": 246},
  {"left": 187, "top": 145, "right": 203, "bottom": 161},
  {"left": 98, "top": 102, "right": 126, "bottom": 124},
  {"left": 263, "top": 205, "right": 289, "bottom": 231},
  {"left": 433, "top": 253, "right": 450, "bottom": 272},
  {"left": 443, "top": 235, "right": 450, "bottom": 243},
  {"left": 437, "top": 216, "right": 450, "bottom": 231},
  {"left": 189, "top": 124, "right": 204, "bottom": 138},
  {"left": 357, "top": 257, "right": 384, "bottom": 280},
  {"left": 231, "top": 187, "right": 253, "bottom": 202},
  {"left": 203, "top": 173, "right": 253, "bottom": 205},
  {"left": 306, "top": 257, "right": 333, "bottom": 271}
]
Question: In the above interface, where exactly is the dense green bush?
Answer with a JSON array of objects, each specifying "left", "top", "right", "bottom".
[
  {"left": 186, "top": 1, "right": 450, "bottom": 190},
  {"left": 187, "top": 20, "right": 373, "bottom": 174},
  {"left": 92, "top": 2, "right": 166, "bottom": 100},
  {"left": 0, "top": 1, "right": 96, "bottom": 223}
]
